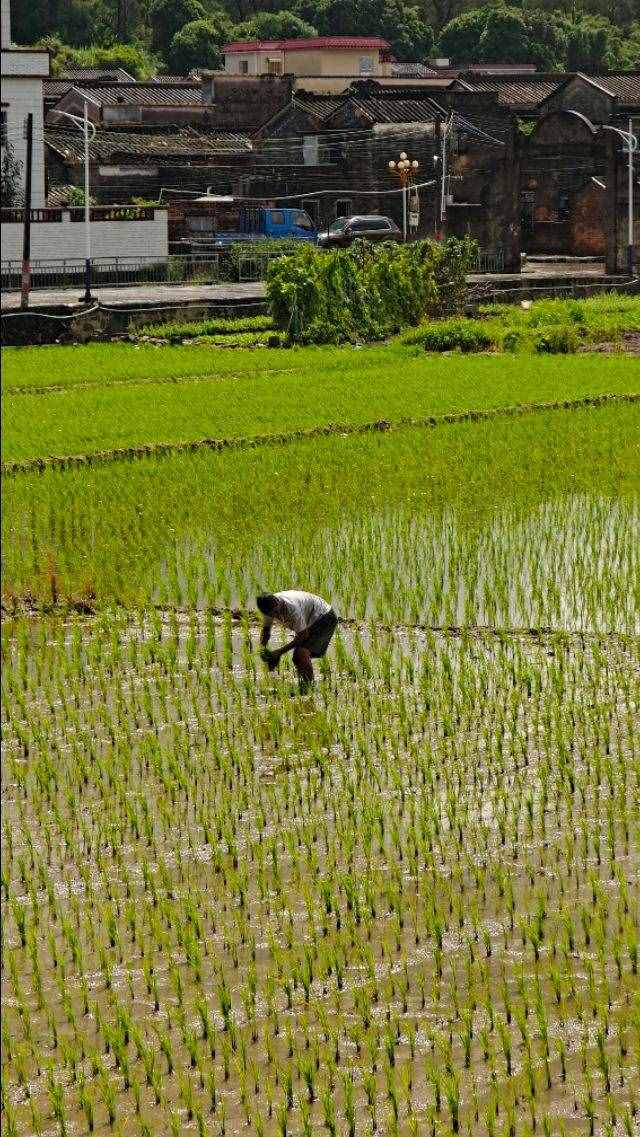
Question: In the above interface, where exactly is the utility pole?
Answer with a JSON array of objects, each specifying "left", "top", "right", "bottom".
[
  {"left": 54, "top": 102, "right": 96, "bottom": 302},
  {"left": 20, "top": 113, "right": 33, "bottom": 311},
  {"left": 82, "top": 99, "right": 93, "bottom": 303},
  {"left": 628, "top": 116, "right": 635, "bottom": 277},
  {"left": 439, "top": 114, "right": 451, "bottom": 239}
]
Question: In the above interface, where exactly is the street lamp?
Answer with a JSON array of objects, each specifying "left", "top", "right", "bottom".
[
  {"left": 388, "top": 152, "right": 419, "bottom": 241},
  {"left": 54, "top": 100, "right": 96, "bottom": 303},
  {"left": 600, "top": 121, "right": 637, "bottom": 276}
]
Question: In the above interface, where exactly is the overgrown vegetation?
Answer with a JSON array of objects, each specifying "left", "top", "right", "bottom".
[
  {"left": 267, "top": 237, "right": 476, "bottom": 344},
  {"left": 402, "top": 293, "right": 640, "bottom": 353}
]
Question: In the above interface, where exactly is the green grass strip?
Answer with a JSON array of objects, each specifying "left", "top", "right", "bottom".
[{"left": 4, "top": 391, "right": 638, "bottom": 478}]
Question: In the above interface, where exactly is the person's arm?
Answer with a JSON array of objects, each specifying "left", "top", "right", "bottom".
[
  {"left": 271, "top": 626, "right": 310, "bottom": 658},
  {"left": 260, "top": 619, "right": 273, "bottom": 648}
]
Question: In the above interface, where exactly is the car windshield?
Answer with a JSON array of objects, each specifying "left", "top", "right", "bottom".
[{"left": 329, "top": 217, "right": 347, "bottom": 233}]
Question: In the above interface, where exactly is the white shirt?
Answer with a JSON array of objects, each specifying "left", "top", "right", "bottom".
[{"left": 267, "top": 590, "right": 331, "bottom": 634}]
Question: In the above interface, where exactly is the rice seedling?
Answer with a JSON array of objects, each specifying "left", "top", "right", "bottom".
[{"left": 1, "top": 336, "right": 639, "bottom": 1137}]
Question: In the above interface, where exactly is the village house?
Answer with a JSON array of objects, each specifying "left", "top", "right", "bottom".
[
  {"left": 222, "top": 36, "right": 395, "bottom": 79},
  {"left": 1, "top": 0, "right": 49, "bottom": 206},
  {"left": 46, "top": 81, "right": 208, "bottom": 129},
  {"left": 45, "top": 125, "right": 253, "bottom": 204},
  {"left": 242, "top": 79, "right": 519, "bottom": 268}
]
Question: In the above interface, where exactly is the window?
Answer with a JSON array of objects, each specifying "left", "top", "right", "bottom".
[
  {"left": 267, "top": 58, "right": 282, "bottom": 75},
  {"left": 302, "top": 199, "right": 320, "bottom": 226},
  {"left": 293, "top": 210, "right": 314, "bottom": 230},
  {"left": 270, "top": 210, "right": 285, "bottom": 225},
  {"left": 352, "top": 217, "right": 388, "bottom": 230},
  {"left": 0, "top": 110, "right": 7, "bottom": 148},
  {"left": 359, "top": 55, "right": 374, "bottom": 74},
  {"left": 329, "top": 217, "right": 348, "bottom": 233},
  {"left": 239, "top": 59, "right": 249, "bottom": 74},
  {"left": 335, "top": 199, "right": 351, "bottom": 219},
  {"left": 302, "top": 135, "right": 319, "bottom": 166}
]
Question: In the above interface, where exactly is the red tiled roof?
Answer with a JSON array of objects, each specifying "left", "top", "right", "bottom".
[{"left": 223, "top": 37, "right": 391, "bottom": 53}]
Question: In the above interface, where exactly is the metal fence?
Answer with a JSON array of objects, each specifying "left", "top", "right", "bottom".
[
  {"left": 1, "top": 255, "right": 222, "bottom": 292},
  {"left": 475, "top": 247, "right": 505, "bottom": 274},
  {"left": 2, "top": 244, "right": 509, "bottom": 292}
]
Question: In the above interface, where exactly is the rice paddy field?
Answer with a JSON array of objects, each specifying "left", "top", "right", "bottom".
[{"left": 2, "top": 331, "right": 640, "bottom": 1137}]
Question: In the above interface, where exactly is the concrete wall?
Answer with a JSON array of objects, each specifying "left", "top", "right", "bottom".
[
  {"left": 2, "top": 51, "right": 50, "bottom": 207},
  {"left": 2, "top": 0, "right": 11, "bottom": 45},
  {"left": 1, "top": 209, "right": 169, "bottom": 267}
]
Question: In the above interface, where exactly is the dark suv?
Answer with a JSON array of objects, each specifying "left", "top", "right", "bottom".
[{"left": 317, "top": 215, "right": 401, "bottom": 248}]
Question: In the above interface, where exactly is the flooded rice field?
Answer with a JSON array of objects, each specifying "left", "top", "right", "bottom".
[{"left": 2, "top": 611, "right": 638, "bottom": 1137}]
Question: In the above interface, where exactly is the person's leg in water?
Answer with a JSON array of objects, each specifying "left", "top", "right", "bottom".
[{"left": 292, "top": 645, "right": 314, "bottom": 690}]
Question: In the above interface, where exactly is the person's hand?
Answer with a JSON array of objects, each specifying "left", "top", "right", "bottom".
[{"left": 261, "top": 648, "right": 280, "bottom": 671}]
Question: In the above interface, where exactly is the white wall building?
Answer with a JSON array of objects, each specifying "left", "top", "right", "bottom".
[
  {"left": 1, "top": 0, "right": 50, "bottom": 207},
  {"left": 1, "top": 208, "right": 169, "bottom": 268}
]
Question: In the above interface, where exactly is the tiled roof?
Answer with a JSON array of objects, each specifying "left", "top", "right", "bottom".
[
  {"left": 223, "top": 37, "right": 391, "bottom": 53},
  {"left": 51, "top": 82, "right": 203, "bottom": 107},
  {"left": 577, "top": 71, "right": 640, "bottom": 106},
  {"left": 291, "top": 93, "right": 346, "bottom": 121},
  {"left": 46, "top": 183, "right": 79, "bottom": 206},
  {"left": 338, "top": 94, "right": 444, "bottom": 124},
  {"left": 45, "top": 126, "right": 252, "bottom": 162},
  {"left": 59, "top": 66, "right": 134, "bottom": 81},
  {"left": 44, "top": 80, "right": 76, "bottom": 99},
  {"left": 391, "top": 62, "right": 438, "bottom": 78},
  {"left": 463, "top": 73, "right": 565, "bottom": 109}
]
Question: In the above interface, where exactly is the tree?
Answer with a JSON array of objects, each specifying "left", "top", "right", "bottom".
[
  {"left": 168, "top": 18, "right": 226, "bottom": 71},
  {"left": 437, "top": 7, "right": 488, "bottom": 61},
  {"left": 234, "top": 10, "right": 318, "bottom": 39},
  {"left": 148, "top": 0, "right": 207, "bottom": 58},
  {"left": 521, "top": 10, "right": 567, "bottom": 70},
  {"left": 620, "top": 20, "right": 640, "bottom": 65},
  {"left": 478, "top": 8, "right": 530, "bottom": 63},
  {"left": 564, "top": 15, "right": 622, "bottom": 71},
  {"left": 1, "top": 141, "right": 23, "bottom": 207}
]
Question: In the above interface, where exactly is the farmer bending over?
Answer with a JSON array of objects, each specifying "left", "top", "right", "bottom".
[{"left": 257, "top": 590, "right": 338, "bottom": 689}]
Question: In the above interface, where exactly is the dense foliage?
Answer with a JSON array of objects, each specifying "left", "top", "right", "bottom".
[
  {"left": 13, "top": 0, "right": 639, "bottom": 73},
  {"left": 438, "top": 4, "right": 639, "bottom": 71},
  {"left": 266, "top": 236, "right": 476, "bottom": 344}
]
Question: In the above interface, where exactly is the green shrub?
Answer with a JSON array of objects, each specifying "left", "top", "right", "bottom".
[
  {"left": 412, "top": 319, "right": 494, "bottom": 353},
  {"left": 266, "top": 237, "right": 477, "bottom": 345},
  {"left": 534, "top": 326, "right": 581, "bottom": 354}
]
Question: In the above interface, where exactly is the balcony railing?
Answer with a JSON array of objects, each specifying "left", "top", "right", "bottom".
[{"left": 1, "top": 206, "right": 160, "bottom": 224}]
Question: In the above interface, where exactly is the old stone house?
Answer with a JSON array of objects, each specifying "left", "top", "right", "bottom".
[
  {"left": 45, "top": 125, "right": 252, "bottom": 204},
  {"left": 245, "top": 80, "right": 519, "bottom": 267}
]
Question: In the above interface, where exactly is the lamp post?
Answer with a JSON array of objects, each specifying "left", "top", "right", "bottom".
[
  {"left": 600, "top": 121, "right": 638, "bottom": 276},
  {"left": 388, "top": 152, "right": 419, "bottom": 242},
  {"left": 54, "top": 100, "right": 96, "bottom": 303}
]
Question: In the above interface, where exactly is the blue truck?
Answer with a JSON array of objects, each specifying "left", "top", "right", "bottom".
[{"left": 188, "top": 197, "right": 318, "bottom": 248}]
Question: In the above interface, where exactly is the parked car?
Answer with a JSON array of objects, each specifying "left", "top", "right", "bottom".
[{"left": 317, "top": 215, "right": 401, "bottom": 248}]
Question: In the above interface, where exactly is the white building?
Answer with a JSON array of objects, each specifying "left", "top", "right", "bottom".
[{"left": 1, "top": 0, "right": 50, "bottom": 207}]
